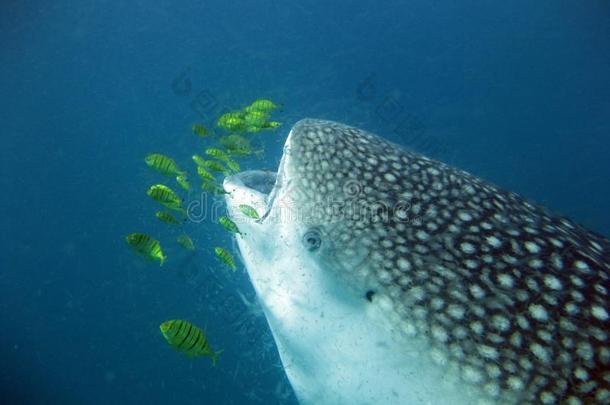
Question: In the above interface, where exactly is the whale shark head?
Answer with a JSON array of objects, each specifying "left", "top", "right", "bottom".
[{"left": 224, "top": 119, "right": 610, "bottom": 405}]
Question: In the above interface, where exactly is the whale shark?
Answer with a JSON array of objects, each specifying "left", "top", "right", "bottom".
[{"left": 223, "top": 119, "right": 610, "bottom": 405}]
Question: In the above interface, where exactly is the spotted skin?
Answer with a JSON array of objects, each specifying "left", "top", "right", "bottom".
[{"left": 281, "top": 119, "right": 610, "bottom": 404}]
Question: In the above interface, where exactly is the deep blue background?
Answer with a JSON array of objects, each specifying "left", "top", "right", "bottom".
[{"left": 1, "top": 1, "right": 609, "bottom": 404}]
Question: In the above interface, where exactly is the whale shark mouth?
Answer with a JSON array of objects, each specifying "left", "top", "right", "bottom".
[
  {"left": 228, "top": 170, "right": 277, "bottom": 201},
  {"left": 222, "top": 169, "right": 279, "bottom": 224},
  {"left": 225, "top": 128, "right": 293, "bottom": 221}
]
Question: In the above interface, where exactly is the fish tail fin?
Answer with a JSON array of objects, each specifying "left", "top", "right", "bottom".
[
  {"left": 160, "top": 255, "right": 167, "bottom": 266},
  {"left": 211, "top": 349, "right": 223, "bottom": 367}
]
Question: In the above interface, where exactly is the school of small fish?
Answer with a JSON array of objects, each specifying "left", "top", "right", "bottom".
[
  {"left": 124, "top": 98, "right": 282, "bottom": 366},
  {"left": 217, "top": 99, "right": 282, "bottom": 134}
]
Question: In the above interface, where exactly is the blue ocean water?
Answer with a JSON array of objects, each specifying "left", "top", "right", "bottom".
[{"left": 1, "top": 1, "right": 609, "bottom": 404}]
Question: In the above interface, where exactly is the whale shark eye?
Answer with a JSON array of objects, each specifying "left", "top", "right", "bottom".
[{"left": 302, "top": 229, "right": 322, "bottom": 251}]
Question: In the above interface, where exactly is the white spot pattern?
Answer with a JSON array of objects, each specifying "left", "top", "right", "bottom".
[{"left": 287, "top": 119, "right": 610, "bottom": 405}]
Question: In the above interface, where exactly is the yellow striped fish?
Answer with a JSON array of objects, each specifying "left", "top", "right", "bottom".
[
  {"left": 125, "top": 233, "right": 166, "bottom": 266},
  {"left": 196, "top": 166, "right": 215, "bottom": 182},
  {"left": 262, "top": 121, "right": 281, "bottom": 129},
  {"left": 160, "top": 320, "right": 222, "bottom": 366},
  {"left": 219, "top": 134, "right": 251, "bottom": 154},
  {"left": 244, "top": 110, "right": 269, "bottom": 127},
  {"left": 175, "top": 173, "right": 191, "bottom": 191},
  {"left": 192, "top": 154, "right": 206, "bottom": 167},
  {"left": 155, "top": 211, "right": 181, "bottom": 225},
  {"left": 239, "top": 204, "right": 260, "bottom": 220},
  {"left": 147, "top": 184, "right": 184, "bottom": 213},
  {"left": 225, "top": 159, "right": 240, "bottom": 173},
  {"left": 219, "top": 134, "right": 264, "bottom": 158},
  {"left": 200, "top": 159, "right": 229, "bottom": 174},
  {"left": 205, "top": 148, "right": 240, "bottom": 173},
  {"left": 145, "top": 153, "right": 184, "bottom": 176},
  {"left": 201, "top": 180, "right": 229, "bottom": 195},
  {"left": 177, "top": 234, "right": 195, "bottom": 251},
  {"left": 245, "top": 99, "right": 280, "bottom": 112},
  {"left": 218, "top": 215, "right": 241, "bottom": 234},
  {"left": 214, "top": 246, "right": 237, "bottom": 271},
  {"left": 192, "top": 123, "right": 212, "bottom": 137},
  {"left": 205, "top": 147, "right": 231, "bottom": 162},
  {"left": 217, "top": 111, "right": 245, "bottom": 131},
  {"left": 245, "top": 125, "right": 263, "bottom": 133}
]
